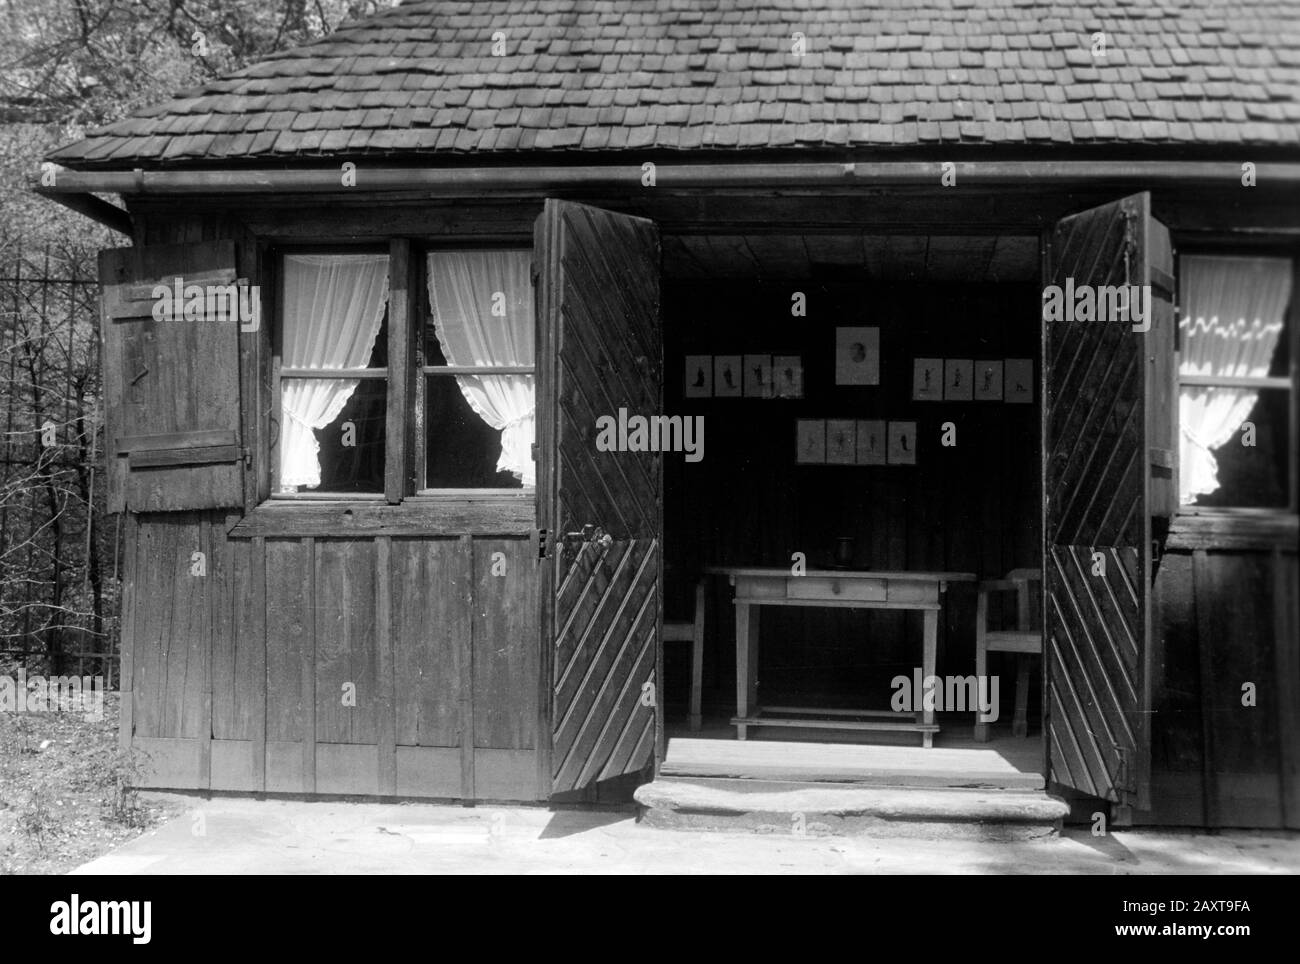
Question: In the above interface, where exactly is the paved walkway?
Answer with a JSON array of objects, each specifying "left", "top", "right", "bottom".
[{"left": 70, "top": 795, "right": 1300, "bottom": 874}]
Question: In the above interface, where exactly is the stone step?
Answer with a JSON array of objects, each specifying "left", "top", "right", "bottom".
[
  {"left": 660, "top": 736, "right": 1045, "bottom": 791},
  {"left": 635, "top": 777, "right": 1071, "bottom": 840}
]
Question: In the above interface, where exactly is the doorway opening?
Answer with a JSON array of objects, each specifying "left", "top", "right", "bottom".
[{"left": 659, "top": 231, "right": 1046, "bottom": 786}]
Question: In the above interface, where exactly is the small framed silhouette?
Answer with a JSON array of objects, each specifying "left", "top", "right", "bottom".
[
  {"left": 913, "top": 358, "right": 943, "bottom": 401},
  {"left": 856, "top": 420, "right": 887, "bottom": 465},
  {"left": 944, "top": 359, "right": 973, "bottom": 401},
  {"left": 826, "top": 419, "right": 857, "bottom": 464},
  {"left": 744, "top": 354, "right": 773, "bottom": 398},
  {"left": 888, "top": 421, "right": 917, "bottom": 465},
  {"left": 835, "top": 327, "right": 880, "bottom": 386},
  {"left": 773, "top": 355, "right": 803, "bottom": 399},
  {"left": 684, "top": 355, "right": 712, "bottom": 398},
  {"left": 973, "top": 360, "right": 1004, "bottom": 401},
  {"left": 1005, "top": 358, "right": 1033, "bottom": 404},
  {"left": 714, "top": 355, "right": 742, "bottom": 398},
  {"left": 796, "top": 419, "right": 826, "bottom": 464}
]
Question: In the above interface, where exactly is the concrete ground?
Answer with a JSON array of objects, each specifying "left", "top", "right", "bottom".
[{"left": 70, "top": 793, "right": 1300, "bottom": 874}]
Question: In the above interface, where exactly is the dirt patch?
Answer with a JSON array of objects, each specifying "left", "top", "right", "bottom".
[{"left": 0, "top": 692, "right": 182, "bottom": 874}]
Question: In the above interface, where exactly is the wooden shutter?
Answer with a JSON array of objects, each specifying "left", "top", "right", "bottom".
[
  {"left": 1043, "top": 192, "right": 1174, "bottom": 817},
  {"left": 535, "top": 199, "right": 662, "bottom": 795},
  {"left": 99, "top": 241, "right": 246, "bottom": 512}
]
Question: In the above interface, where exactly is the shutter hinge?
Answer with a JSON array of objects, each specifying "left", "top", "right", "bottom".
[
  {"left": 242, "top": 447, "right": 252, "bottom": 468},
  {"left": 535, "top": 528, "right": 551, "bottom": 559},
  {"left": 531, "top": 442, "right": 538, "bottom": 461}
]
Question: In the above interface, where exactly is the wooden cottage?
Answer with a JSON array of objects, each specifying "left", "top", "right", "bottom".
[{"left": 38, "top": 0, "right": 1299, "bottom": 827}]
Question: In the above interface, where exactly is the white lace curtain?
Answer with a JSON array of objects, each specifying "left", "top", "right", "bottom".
[
  {"left": 280, "top": 254, "right": 390, "bottom": 489},
  {"left": 426, "top": 251, "right": 535, "bottom": 486},
  {"left": 1179, "top": 255, "right": 1291, "bottom": 504}
]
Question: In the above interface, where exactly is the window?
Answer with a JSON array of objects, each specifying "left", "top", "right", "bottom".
[
  {"left": 272, "top": 245, "right": 535, "bottom": 501},
  {"left": 423, "top": 250, "right": 535, "bottom": 491},
  {"left": 277, "top": 253, "right": 391, "bottom": 495},
  {"left": 1177, "top": 254, "right": 1295, "bottom": 511}
]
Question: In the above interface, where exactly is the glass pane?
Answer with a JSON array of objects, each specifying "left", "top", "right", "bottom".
[
  {"left": 280, "top": 377, "right": 387, "bottom": 494},
  {"left": 425, "top": 250, "right": 534, "bottom": 367},
  {"left": 425, "top": 374, "right": 533, "bottom": 489},
  {"left": 1180, "top": 386, "right": 1290, "bottom": 508}
]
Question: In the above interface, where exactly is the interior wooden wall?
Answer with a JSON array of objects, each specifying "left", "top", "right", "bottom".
[
  {"left": 122, "top": 513, "right": 541, "bottom": 800},
  {"left": 662, "top": 280, "right": 1042, "bottom": 715}
]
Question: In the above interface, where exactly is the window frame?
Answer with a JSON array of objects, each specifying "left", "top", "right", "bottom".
[
  {"left": 416, "top": 243, "right": 536, "bottom": 497},
  {"left": 267, "top": 239, "right": 538, "bottom": 510},
  {"left": 270, "top": 243, "right": 391, "bottom": 501},
  {"left": 1173, "top": 242, "right": 1299, "bottom": 519}
]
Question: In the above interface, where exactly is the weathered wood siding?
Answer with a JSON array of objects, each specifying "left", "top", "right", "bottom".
[
  {"left": 122, "top": 513, "right": 542, "bottom": 800},
  {"left": 1148, "top": 545, "right": 1300, "bottom": 828}
]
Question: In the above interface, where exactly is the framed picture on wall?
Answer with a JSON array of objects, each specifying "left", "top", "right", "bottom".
[
  {"left": 773, "top": 355, "right": 803, "bottom": 398},
  {"left": 684, "top": 355, "right": 712, "bottom": 398},
  {"left": 835, "top": 327, "right": 880, "bottom": 385},
  {"left": 888, "top": 421, "right": 917, "bottom": 465},
  {"left": 913, "top": 358, "right": 943, "bottom": 401},
  {"left": 974, "top": 360, "right": 1004, "bottom": 401},
  {"left": 796, "top": 419, "right": 826, "bottom": 463},
  {"left": 744, "top": 354, "right": 773, "bottom": 398},
  {"left": 944, "top": 359, "right": 973, "bottom": 401},
  {"left": 826, "top": 419, "right": 856, "bottom": 464},
  {"left": 714, "top": 355, "right": 742, "bottom": 398},
  {"left": 1005, "top": 358, "right": 1033, "bottom": 403},
  {"left": 856, "top": 420, "right": 887, "bottom": 465}
]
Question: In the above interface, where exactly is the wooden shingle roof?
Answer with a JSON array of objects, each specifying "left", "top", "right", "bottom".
[{"left": 48, "top": 0, "right": 1300, "bottom": 168}]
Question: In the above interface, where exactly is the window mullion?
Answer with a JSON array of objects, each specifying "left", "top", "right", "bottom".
[
  {"left": 386, "top": 239, "right": 415, "bottom": 504},
  {"left": 413, "top": 250, "right": 428, "bottom": 492}
]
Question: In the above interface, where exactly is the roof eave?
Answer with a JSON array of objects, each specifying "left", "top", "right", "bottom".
[{"left": 32, "top": 159, "right": 1300, "bottom": 198}]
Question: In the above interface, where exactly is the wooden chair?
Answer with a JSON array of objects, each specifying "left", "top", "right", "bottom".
[
  {"left": 974, "top": 567, "right": 1041, "bottom": 741},
  {"left": 662, "top": 579, "right": 705, "bottom": 731}
]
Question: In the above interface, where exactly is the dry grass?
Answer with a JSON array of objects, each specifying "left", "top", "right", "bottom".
[{"left": 0, "top": 692, "right": 181, "bottom": 874}]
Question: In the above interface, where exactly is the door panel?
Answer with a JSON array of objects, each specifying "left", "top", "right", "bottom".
[
  {"left": 535, "top": 199, "right": 662, "bottom": 796},
  {"left": 1044, "top": 192, "right": 1172, "bottom": 813}
]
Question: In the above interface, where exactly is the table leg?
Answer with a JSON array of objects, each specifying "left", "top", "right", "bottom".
[
  {"left": 735, "top": 602, "right": 759, "bottom": 740},
  {"left": 689, "top": 580, "right": 705, "bottom": 732},
  {"left": 922, "top": 608, "right": 938, "bottom": 749}
]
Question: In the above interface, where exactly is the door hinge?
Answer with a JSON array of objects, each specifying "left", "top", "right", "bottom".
[{"left": 1122, "top": 208, "right": 1137, "bottom": 286}]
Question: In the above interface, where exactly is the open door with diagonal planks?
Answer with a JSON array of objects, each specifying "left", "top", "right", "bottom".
[
  {"left": 534, "top": 199, "right": 662, "bottom": 796},
  {"left": 1043, "top": 192, "right": 1176, "bottom": 818}
]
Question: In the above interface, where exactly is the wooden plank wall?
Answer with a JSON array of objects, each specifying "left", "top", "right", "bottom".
[
  {"left": 663, "top": 281, "right": 1042, "bottom": 718},
  {"left": 1149, "top": 547, "right": 1300, "bottom": 828},
  {"left": 124, "top": 513, "right": 541, "bottom": 800}
]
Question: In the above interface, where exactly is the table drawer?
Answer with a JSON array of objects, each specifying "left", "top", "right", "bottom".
[
  {"left": 887, "top": 580, "right": 940, "bottom": 604},
  {"left": 735, "top": 576, "right": 787, "bottom": 600},
  {"left": 786, "top": 576, "right": 887, "bottom": 601}
]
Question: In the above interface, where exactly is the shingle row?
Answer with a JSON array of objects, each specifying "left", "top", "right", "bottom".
[{"left": 49, "top": 0, "right": 1300, "bottom": 166}]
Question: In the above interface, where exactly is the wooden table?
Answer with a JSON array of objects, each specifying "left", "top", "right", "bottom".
[{"left": 706, "top": 567, "right": 975, "bottom": 747}]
